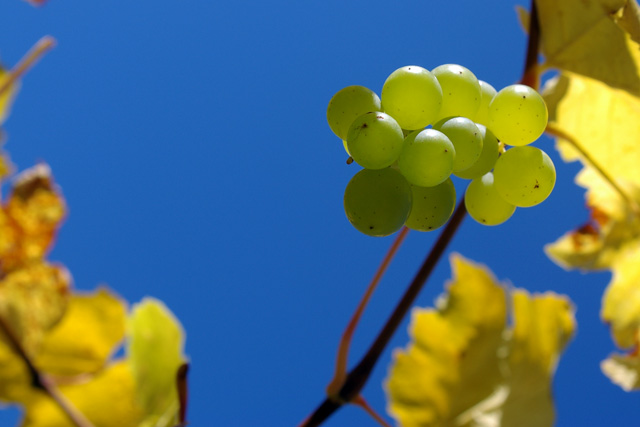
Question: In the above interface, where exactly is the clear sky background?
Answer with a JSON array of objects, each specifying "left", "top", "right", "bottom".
[{"left": 0, "top": 0, "right": 637, "bottom": 426}]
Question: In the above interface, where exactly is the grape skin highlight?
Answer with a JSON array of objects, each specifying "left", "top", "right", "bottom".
[
  {"left": 398, "top": 129, "right": 455, "bottom": 187},
  {"left": 493, "top": 146, "right": 556, "bottom": 207},
  {"left": 343, "top": 168, "right": 412, "bottom": 237},
  {"left": 381, "top": 66, "right": 443, "bottom": 130},
  {"left": 488, "top": 84, "right": 548, "bottom": 146},
  {"left": 405, "top": 178, "right": 456, "bottom": 232},
  {"left": 465, "top": 172, "right": 516, "bottom": 226},
  {"left": 327, "top": 85, "right": 382, "bottom": 140}
]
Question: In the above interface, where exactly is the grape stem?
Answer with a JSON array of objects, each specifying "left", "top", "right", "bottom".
[
  {"left": 299, "top": 201, "right": 467, "bottom": 426},
  {"left": 0, "top": 36, "right": 56, "bottom": 98},
  {"left": 326, "top": 226, "right": 409, "bottom": 398},
  {"left": 545, "top": 124, "right": 640, "bottom": 214}
]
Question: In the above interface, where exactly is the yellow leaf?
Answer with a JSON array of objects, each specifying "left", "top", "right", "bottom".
[
  {"left": 0, "top": 66, "right": 19, "bottom": 126},
  {"left": 386, "top": 255, "right": 575, "bottom": 427},
  {"left": 3, "top": 163, "right": 67, "bottom": 270},
  {"left": 0, "top": 262, "right": 70, "bottom": 354},
  {"left": 601, "top": 353, "right": 640, "bottom": 390},
  {"left": 128, "top": 298, "right": 186, "bottom": 427},
  {"left": 543, "top": 72, "right": 640, "bottom": 186},
  {"left": 0, "top": 261, "right": 70, "bottom": 402},
  {"left": 35, "top": 288, "right": 127, "bottom": 376},
  {"left": 536, "top": 0, "right": 640, "bottom": 95},
  {"left": 20, "top": 361, "right": 144, "bottom": 427},
  {"left": 601, "top": 244, "right": 640, "bottom": 348},
  {"left": 500, "top": 291, "right": 575, "bottom": 427},
  {"left": 545, "top": 169, "right": 640, "bottom": 270}
]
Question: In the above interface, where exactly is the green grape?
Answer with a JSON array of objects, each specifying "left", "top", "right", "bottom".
[
  {"left": 398, "top": 129, "right": 455, "bottom": 187},
  {"left": 433, "top": 117, "right": 482, "bottom": 173},
  {"left": 488, "top": 84, "right": 548, "bottom": 146},
  {"left": 473, "top": 80, "right": 497, "bottom": 126},
  {"left": 343, "top": 168, "right": 412, "bottom": 237},
  {"left": 381, "top": 66, "right": 442, "bottom": 130},
  {"left": 327, "top": 85, "right": 382, "bottom": 140},
  {"left": 346, "top": 112, "right": 404, "bottom": 169},
  {"left": 454, "top": 124, "right": 500, "bottom": 180},
  {"left": 431, "top": 64, "right": 482, "bottom": 122},
  {"left": 405, "top": 178, "right": 456, "bottom": 232},
  {"left": 493, "top": 146, "right": 556, "bottom": 207},
  {"left": 465, "top": 172, "right": 516, "bottom": 225}
]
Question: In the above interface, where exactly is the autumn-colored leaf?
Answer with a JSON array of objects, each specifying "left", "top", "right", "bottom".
[
  {"left": 2, "top": 163, "right": 67, "bottom": 271},
  {"left": 21, "top": 361, "right": 144, "bottom": 427},
  {"left": 386, "top": 255, "right": 574, "bottom": 427},
  {"left": 536, "top": 0, "right": 640, "bottom": 95},
  {"left": 128, "top": 298, "right": 186, "bottom": 427},
  {"left": 601, "top": 353, "right": 640, "bottom": 391},
  {"left": 35, "top": 288, "right": 127, "bottom": 377},
  {"left": 0, "top": 261, "right": 70, "bottom": 402}
]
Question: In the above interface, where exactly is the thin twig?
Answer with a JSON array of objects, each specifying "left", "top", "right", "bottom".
[
  {"left": 326, "top": 226, "right": 409, "bottom": 397},
  {"left": 0, "top": 315, "right": 96, "bottom": 427},
  {"left": 352, "top": 395, "right": 393, "bottom": 427},
  {"left": 300, "top": 201, "right": 467, "bottom": 426},
  {"left": 545, "top": 123, "right": 640, "bottom": 214},
  {"left": 0, "top": 36, "right": 56, "bottom": 97}
]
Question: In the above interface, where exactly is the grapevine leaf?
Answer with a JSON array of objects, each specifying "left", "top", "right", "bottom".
[
  {"left": 543, "top": 72, "right": 640, "bottom": 186},
  {"left": 536, "top": 0, "right": 640, "bottom": 95},
  {"left": 385, "top": 255, "right": 574, "bottom": 427},
  {"left": 128, "top": 298, "right": 186, "bottom": 427},
  {"left": 0, "top": 262, "right": 70, "bottom": 401},
  {"left": 545, "top": 169, "right": 640, "bottom": 270},
  {"left": 601, "top": 353, "right": 640, "bottom": 391},
  {"left": 35, "top": 288, "right": 127, "bottom": 376},
  {"left": 20, "top": 361, "right": 144, "bottom": 427},
  {"left": 0, "top": 163, "right": 66, "bottom": 273}
]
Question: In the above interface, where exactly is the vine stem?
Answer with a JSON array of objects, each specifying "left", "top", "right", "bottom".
[
  {"left": 326, "top": 226, "right": 409, "bottom": 397},
  {"left": 0, "top": 36, "right": 56, "bottom": 98},
  {"left": 300, "top": 201, "right": 467, "bottom": 427},
  {"left": 0, "top": 315, "right": 95, "bottom": 427},
  {"left": 519, "top": 0, "right": 540, "bottom": 89}
]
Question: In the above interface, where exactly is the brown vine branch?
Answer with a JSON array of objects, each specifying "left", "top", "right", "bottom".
[
  {"left": 177, "top": 363, "right": 190, "bottom": 425},
  {"left": 300, "top": 201, "right": 467, "bottom": 427},
  {"left": 520, "top": 0, "right": 541, "bottom": 89},
  {"left": 0, "top": 315, "right": 95, "bottom": 427},
  {"left": 0, "top": 36, "right": 56, "bottom": 98},
  {"left": 326, "top": 226, "right": 409, "bottom": 397}
]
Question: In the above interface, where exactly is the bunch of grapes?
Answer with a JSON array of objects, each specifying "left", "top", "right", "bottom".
[{"left": 327, "top": 64, "right": 555, "bottom": 237}]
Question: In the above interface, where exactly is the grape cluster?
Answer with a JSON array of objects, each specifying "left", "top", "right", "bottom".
[{"left": 327, "top": 65, "right": 555, "bottom": 237}]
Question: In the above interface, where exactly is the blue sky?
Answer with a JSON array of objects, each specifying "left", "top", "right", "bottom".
[{"left": 0, "top": 0, "right": 637, "bottom": 426}]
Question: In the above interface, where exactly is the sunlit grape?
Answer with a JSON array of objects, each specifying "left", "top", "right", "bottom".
[
  {"left": 346, "top": 112, "right": 404, "bottom": 169},
  {"left": 381, "top": 66, "right": 442, "bottom": 130},
  {"left": 465, "top": 172, "right": 516, "bottom": 225},
  {"left": 488, "top": 84, "right": 548, "bottom": 146},
  {"left": 493, "top": 146, "right": 556, "bottom": 207},
  {"left": 405, "top": 179, "right": 456, "bottom": 232},
  {"left": 398, "top": 129, "right": 455, "bottom": 187},
  {"left": 327, "top": 85, "right": 382, "bottom": 140},
  {"left": 343, "top": 168, "right": 412, "bottom": 237}
]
